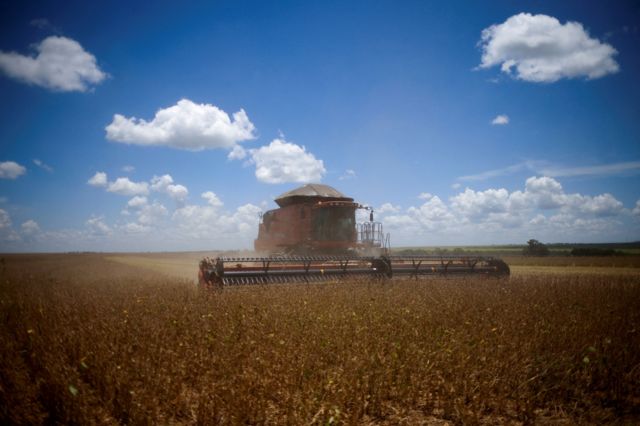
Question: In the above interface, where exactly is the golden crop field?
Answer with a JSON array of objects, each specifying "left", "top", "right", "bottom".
[{"left": 1, "top": 254, "right": 639, "bottom": 424}]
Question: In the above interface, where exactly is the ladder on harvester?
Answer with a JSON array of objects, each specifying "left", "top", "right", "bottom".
[{"left": 357, "top": 221, "right": 390, "bottom": 255}]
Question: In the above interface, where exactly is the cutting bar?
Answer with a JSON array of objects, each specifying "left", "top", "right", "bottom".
[{"left": 198, "top": 255, "right": 509, "bottom": 287}]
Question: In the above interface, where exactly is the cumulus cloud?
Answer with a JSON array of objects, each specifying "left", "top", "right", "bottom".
[
  {"left": 33, "top": 159, "right": 53, "bottom": 172},
  {"left": 227, "top": 145, "right": 247, "bottom": 161},
  {"left": 150, "top": 174, "right": 189, "bottom": 202},
  {"left": 377, "top": 203, "right": 401, "bottom": 215},
  {"left": 408, "top": 195, "right": 455, "bottom": 230},
  {"left": 120, "top": 222, "right": 150, "bottom": 234},
  {"left": 579, "top": 194, "right": 623, "bottom": 217},
  {"left": 90, "top": 172, "right": 189, "bottom": 203},
  {"left": 87, "top": 171, "right": 108, "bottom": 187},
  {"left": 127, "top": 196, "right": 148, "bottom": 209},
  {"left": 173, "top": 202, "right": 261, "bottom": 237},
  {"left": 107, "top": 177, "right": 149, "bottom": 196},
  {"left": 247, "top": 138, "right": 326, "bottom": 184},
  {"left": 149, "top": 174, "right": 173, "bottom": 192},
  {"left": 5, "top": 173, "right": 639, "bottom": 250},
  {"left": 137, "top": 202, "right": 168, "bottom": 226},
  {"left": 21, "top": 220, "right": 40, "bottom": 235},
  {"left": 202, "top": 191, "right": 223, "bottom": 207},
  {"left": 0, "top": 209, "right": 12, "bottom": 229},
  {"left": 105, "top": 99, "right": 256, "bottom": 151},
  {"left": 375, "top": 175, "right": 635, "bottom": 244},
  {"left": 0, "top": 209, "right": 20, "bottom": 242},
  {"left": 0, "top": 161, "right": 26, "bottom": 179},
  {"left": 451, "top": 188, "right": 511, "bottom": 218},
  {"left": 166, "top": 184, "right": 188, "bottom": 201},
  {"left": 479, "top": 13, "right": 619, "bottom": 82},
  {"left": 0, "top": 36, "right": 107, "bottom": 91},
  {"left": 122, "top": 165, "right": 135, "bottom": 173},
  {"left": 86, "top": 216, "right": 111, "bottom": 235},
  {"left": 2, "top": 193, "right": 261, "bottom": 251},
  {"left": 491, "top": 114, "right": 509, "bottom": 125}
]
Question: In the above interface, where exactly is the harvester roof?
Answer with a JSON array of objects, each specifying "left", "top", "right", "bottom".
[{"left": 274, "top": 183, "right": 353, "bottom": 207}]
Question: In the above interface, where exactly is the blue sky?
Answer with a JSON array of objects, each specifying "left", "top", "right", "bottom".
[{"left": 1, "top": 0, "right": 639, "bottom": 251}]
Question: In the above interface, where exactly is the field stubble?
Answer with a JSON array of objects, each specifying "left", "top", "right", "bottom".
[{"left": 1, "top": 254, "right": 639, "bottom": 424}]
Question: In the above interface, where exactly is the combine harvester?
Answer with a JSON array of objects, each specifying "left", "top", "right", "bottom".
[{"left": 199, "top": 184, "right": 509, "bottom": 286}]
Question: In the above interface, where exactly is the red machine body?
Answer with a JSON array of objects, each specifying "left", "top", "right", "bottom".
[{"left": 254, "top": 184, "right": 383, "bottom": 254}]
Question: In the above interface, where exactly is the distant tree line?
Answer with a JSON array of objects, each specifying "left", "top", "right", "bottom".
[
  {"left": 570, "top": 247, "right": 622, "bottom": 257},
  {"left": 396, "top": 241, "right": 628, "bottom": 257}
]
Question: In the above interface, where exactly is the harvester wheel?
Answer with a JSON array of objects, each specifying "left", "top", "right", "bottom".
[{"left": 487, "top": 259, "right": 510, "bottom": 277}]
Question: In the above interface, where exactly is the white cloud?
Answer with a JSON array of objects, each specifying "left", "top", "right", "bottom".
[
  {"left": 248, "top": 138, "right": 326, "bottom": 184},
  {"left": 491, "top": 114, "right": 509, "bottom": 125},
  {"left": 377, "top": 203, "right": 401, "bottom": 215},
  {"left": 107, "top": 177, "right": 149, "bottom": 196},
  {"left": 21, "top": 220, "right": 40, "bottom": 235},
  {"left": 137, "top": 202, "right": 168, "bottom": 226},
  {"left": 4, "top": 174, "right": 639, "bottom": 251},
  {"left": 0, "top": 36, "right": 107, "bottom": 92},
  {"left": 418, "top": 192, "right": 433, "bottom": 200},
  {"left": 378, "top": 175, "right": 636, "bottom": 245},
  {"left": 127, "top": 196, "right": 148, "bottom": 209},
  {"left": 0, "top": 209, "right": 20, "bottom": 242},
  {"left": 122, "top": 165, "right": 135, "bottom": 173},
  {"left": 166, "top": 184, "right": 188, "bottom": 201},
  {"left": 91, "top": 172, "right": 189, "bottom": 205},
  {"left": 227, "top": 145, "right": 247, "bottom": 160},
  {"left": 149, "top": 174, "right": 173, "bottom": 192},
  {"left": 120, "top": 222, "right": 150, "bottom": 234},
  {"left": 0, "top": 161, "right": 26, "bottom": 179},
  {"left": 87, "top": 171, "right": 108, "bottom": 187},
  {"left": 339, "top": 169, "right": 356, "bottom": 180},
  {"left": 150, "top": 174, "right": 189, "bottom": 202},
  {"left": 0, "top": 209, "right": 12, "bottom": 229},
  {"left": 407, "top": 195, "right": 455, "bottom": 231},
  {"left": 86, "top": 216, "right": 111, "bottom": 236},
  {"left": 105, "top": 99, "right": 256, "bottom": 151},
  {"left": 173, "top": 202, "right": 261, "bottom": 238},
  {"left": 33, "top": 159, "right": 53, "bottom": 172},
  {"left": 519, "top": 176, "right": 563, "bottom": 209},
  {"left": 578, "top": 193, "right": 623, "bottom": 217},
  {"left": 202, "top": 191, "right": 223, "bottom": 207},
  {"left": 451, "top": 188, "right": 511, "bottom": 218},
  {"left": 479, "top": 13, "right": 619, "bottom": 82}
]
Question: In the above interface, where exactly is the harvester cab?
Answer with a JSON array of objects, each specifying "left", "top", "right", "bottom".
[
  {"left": 253, "top": 184, "right": 389, "bottom": 256},
  {"left": 199, "top": 184, "right": 509, "bottom": 286}
]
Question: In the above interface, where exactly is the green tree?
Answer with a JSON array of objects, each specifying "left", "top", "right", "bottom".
[{"left": 523, "top": 239, "right": 549, "bottom": 256}]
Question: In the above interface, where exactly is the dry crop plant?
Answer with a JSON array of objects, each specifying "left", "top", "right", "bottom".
[
  {"left": 504, "top": 255, "right": 640, "bottom": 268},
  {"left": 1, "top": 254, "right": 639, "bottom": 424}
]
